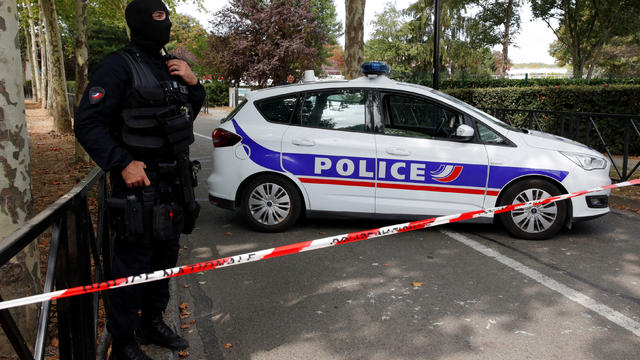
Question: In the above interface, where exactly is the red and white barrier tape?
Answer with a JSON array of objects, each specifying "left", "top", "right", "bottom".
[{"left": 0, "top": 179, "right": 638, "bottom": 311}]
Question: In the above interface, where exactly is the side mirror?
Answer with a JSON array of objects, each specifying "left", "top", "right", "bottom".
[{"left": 455, "top": 124, "right": 474, "bottom": 141}]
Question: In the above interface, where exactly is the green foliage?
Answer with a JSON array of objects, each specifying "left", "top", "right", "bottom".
[
  {"left": 66, "top": 80, "right": 76, "bottom": 93},
  {"left": 597, "top": 35, "right": 640, "bottom": 78},
  {"left": 87, "top": 18, "right": 129, "bottom": 72},
  {"left": 392, "top": 71, "right": 640, "bottom": 88},
  {"left": 445, "top": 85, "right": 640, "bottom": 114},
  {"left": 365, "top": 1, "right": 495, "bottom": 77},
  {"left": 311, "top": 0, "right": 342, "bottom": 45},
  {"left": 203, "top": 81, "right": 230, "bottom": 107},
  {"left": 531, "top": 0, "right": 640, "bottom": 78}
]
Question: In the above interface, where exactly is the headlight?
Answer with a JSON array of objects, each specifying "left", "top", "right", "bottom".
[{"left": 560, "top": 151, "right": 608, "bottom": 170}]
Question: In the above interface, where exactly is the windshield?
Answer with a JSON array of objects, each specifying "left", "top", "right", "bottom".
[{"left": 428, "top": 89, "right": 520, "bottom": 132}]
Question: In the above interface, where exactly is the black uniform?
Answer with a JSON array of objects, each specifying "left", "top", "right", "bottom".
[{"left": 74, "top": 30, "right": 205, "bottom": 346}]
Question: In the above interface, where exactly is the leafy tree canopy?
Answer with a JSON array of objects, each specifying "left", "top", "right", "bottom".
[
  {"left": 206, "top": 0, "right": 327, "bottom": 87},
  {"left": 365, "top": 1, "right": 494, "bottom": 77},
  {"left": 531, "top": 0, "right": 640, "bottom": 78}
]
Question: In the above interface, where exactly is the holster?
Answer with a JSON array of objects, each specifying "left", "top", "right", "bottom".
[
  {"left": 106, "top": 195, "right": 145, "bottom": 243},
  {"left": 176, "top": 154, "right": 201, "bottom": 234}
]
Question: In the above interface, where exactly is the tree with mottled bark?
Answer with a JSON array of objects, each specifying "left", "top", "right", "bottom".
[
  {"left": 345, "top": 0, "right": 365, "bottom": 79},
  {"left": 38, "top": 7, "right": 47, "bottom": 109},
  {"left": 0, "top": 0, "right": 40, "bottom": 354},
  {"left": 24, "top": 0, "right": 42, "bottom": 103},
  {"left": 39, "top": 0, "right": 72, "bottom": 133},
  {"left": 74, "top": 0, "right": 90, "bottom": 161}
]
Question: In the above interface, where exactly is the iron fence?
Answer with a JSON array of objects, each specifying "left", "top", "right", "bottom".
[
  {"left": 0, "top": 168, "right": 108, "bottom": 359},
  {"left": 483, "top": 108, "right": 640, "bottom": 182}
]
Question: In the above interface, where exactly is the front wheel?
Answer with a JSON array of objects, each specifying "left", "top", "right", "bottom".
[
  {"left": 498, "top": 179, "right": 568, "bottom": 240},
  {"left": 240, "top": 175, "right": 302, "bottom": 232}
]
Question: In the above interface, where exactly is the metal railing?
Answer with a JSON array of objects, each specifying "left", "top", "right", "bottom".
[
  {"left": 483, "top": 108, "right": 640, "bottom": 182},
  {"left": 0, "top": 167, "right": 108, "bottom": 359}
]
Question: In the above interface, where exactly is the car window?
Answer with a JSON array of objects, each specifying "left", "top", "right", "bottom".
[
  {"left": 476, "top": 121, "right": 509, "bottom": 145},
  {"left": 384, "top": 94, "right": 464, "bottom": 139},
  {"left": 298, "top": 89, "right": 367, "bottom": 132},
  {"left": 256, "top": 95, "right": 298, "bottom": 124}
]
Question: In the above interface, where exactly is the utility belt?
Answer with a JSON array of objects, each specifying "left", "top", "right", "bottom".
[{"left": 106, "top": 157, "right": 201, "bottom": 244}]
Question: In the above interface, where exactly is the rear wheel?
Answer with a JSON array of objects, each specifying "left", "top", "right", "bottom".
[
  {"left": 498, "top": 179, "right": 568, "bottom": 240},
  {"left": 240, "top": 174, "right": 302, "bottom": 232}
]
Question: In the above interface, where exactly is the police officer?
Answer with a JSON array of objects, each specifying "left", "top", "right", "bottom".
[{"left": 74, "top": 0, "right": 205, "bottom": 359}]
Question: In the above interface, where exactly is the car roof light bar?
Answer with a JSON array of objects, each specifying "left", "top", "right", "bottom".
[{"left": 361, "top": 61, "right": 392, "bottom": 76}]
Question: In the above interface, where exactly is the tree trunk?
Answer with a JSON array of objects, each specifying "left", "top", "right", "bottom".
[
  {"left": 45, "top": 20, "right": 54, "bottom": 111},
  {"left": 501, "top": 0, "right": 513, "bottom": 78},
  {"left": 344, "top": 0, "right": 365, "bottom": 79},
  {"left": 586, "top": 42, "right": 604, "bottom": 80},
  {"left": 23, "top": 26, "right": 38, "bottom": 102},
  {"left": 74, "top": 0, "right": 91, "bottom": 162},
  {"left": 38, "top": 8, "right": 48, "bottom": 109},
  {"left": 26, "top": 0, "right": 41, "bottom": 104},
  {"left": 40, "top": 0, "right": 72, "bottom": 133},
  {"left": 0, "top": 0, "right": 40, "bottom": 354}
]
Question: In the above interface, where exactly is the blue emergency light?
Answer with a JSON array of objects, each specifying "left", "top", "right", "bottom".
[{"left": 361, "top": 61, "right": 392, "bottom": 76}]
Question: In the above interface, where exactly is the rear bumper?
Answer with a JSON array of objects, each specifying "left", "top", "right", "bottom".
[{"left": 209, "top": 194, "right": 235, "bottom": 210}]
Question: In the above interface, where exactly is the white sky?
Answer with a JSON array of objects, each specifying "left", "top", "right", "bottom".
[{"left": 176, "top": 0, "right": 557, "bottom": 64}]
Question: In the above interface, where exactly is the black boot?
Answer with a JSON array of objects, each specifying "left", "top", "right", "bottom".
[
  {"left": 109, "top": 337, "right": 151, "bottom": 360},
  {"left": 137, "top": 312, "right": 189, "bottom": 350}
]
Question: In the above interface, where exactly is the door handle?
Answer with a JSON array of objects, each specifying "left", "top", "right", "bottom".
[
  {"left": 292, "top": 138, "right": 316, "bottom": 146},
  {"left": 386, "top": 147, "right": 410, "bottom": 156}
]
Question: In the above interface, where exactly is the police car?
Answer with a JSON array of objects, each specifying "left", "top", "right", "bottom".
[{"left": 207, "top": 62, "right": 611, "bottom": 239}]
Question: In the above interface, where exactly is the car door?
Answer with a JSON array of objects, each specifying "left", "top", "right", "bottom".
[
  {"left": 281, "top": 88, "right": 377, "bottom": 213},
  {"left": 374, "top": 92, "right": 491, "bottom": 216}
]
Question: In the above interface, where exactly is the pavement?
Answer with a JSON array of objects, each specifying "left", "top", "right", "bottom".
[{"left": 97, "top": 109, "right": 640, "bottom": 359}]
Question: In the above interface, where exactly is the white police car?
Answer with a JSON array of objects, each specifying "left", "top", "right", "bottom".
[{"left": 207, "top": 62, "right": 611, "bottom": 239}]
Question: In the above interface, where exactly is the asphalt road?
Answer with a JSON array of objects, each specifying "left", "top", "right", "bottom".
[{"left": 174, "top": 111, "right": 640, "bottom": 360}]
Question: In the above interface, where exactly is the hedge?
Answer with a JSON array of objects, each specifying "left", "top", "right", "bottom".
[
  {"left": 443, "top": 85, "right": 640, "bottom": 155},
  {"left": 443, "top": 84, "right": 640, "bottom": 114},
  {"left": 203, "top": 81, "right": 230, "bottom": 107},
  {"left": 392, "top": 72, "right": 640, "bottom": 89}
]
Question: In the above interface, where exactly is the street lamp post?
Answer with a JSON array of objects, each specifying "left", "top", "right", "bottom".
[{"left": 433, "top": 0, "right": 441, "bottom": 90}]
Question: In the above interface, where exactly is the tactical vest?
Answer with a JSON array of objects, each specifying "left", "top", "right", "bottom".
[{"left": 117, "top": 47, "right": 195, "bottom": 158}]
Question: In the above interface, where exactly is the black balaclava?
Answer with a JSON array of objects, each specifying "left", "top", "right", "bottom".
[{"left": 125, "top": 0, "right": 172, "bottom": 52}]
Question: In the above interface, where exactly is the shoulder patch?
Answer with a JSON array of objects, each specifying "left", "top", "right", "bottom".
[{"left": 88, "top": 87, "right": 106, "bottom": 104}]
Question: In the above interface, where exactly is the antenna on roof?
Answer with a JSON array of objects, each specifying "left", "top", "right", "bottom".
[{"left": 303, "top": 70, "right": 316, "bottom": 83}]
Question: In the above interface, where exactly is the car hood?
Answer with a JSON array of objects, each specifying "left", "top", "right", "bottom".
[{"left": 517, "top": 130, "right": 599, "bottom": 154}]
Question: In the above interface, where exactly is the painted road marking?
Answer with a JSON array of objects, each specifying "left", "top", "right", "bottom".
[
  {"left": 441, "top": 229, "right": 640, "bottom": 337},
  {"left": 194, "top": 132, "right": 210, "bottom": 140}
]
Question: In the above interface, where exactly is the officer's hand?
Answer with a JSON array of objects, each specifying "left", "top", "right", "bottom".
[
  {"left": 166, "top": 59, "right": 198, "bottom": 86},
  {"left": 121, "top": 160, "right": 151, "bottom": 188}
]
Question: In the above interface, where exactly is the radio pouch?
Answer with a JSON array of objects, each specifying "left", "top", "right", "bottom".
[
  {"left": 153, "top": 203, "right": 179, "bottom": 241},
  {"left": 106, "top": 195, "right": 145, "bottom": 242}
]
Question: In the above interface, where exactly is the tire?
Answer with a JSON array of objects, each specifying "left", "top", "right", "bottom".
[
  {"left": 240, "top": 174, "right": 302, "bottom": 232},
  {"left": 497, "top": 179, "right": 568, "bottom": 240}
]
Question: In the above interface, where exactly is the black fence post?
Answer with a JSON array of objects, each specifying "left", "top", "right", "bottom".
[
  {"left": 0, "top": 296, "right": 34, "bottom": 360},
  {"left": 56, "top": 200, "right": 96, "bottom": 359},
  {"left": 623, "top": 118, "right": 630, "bottom": 180},
  {"left": 55, "top": 214, "right": 72, "bottom": 359}
]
